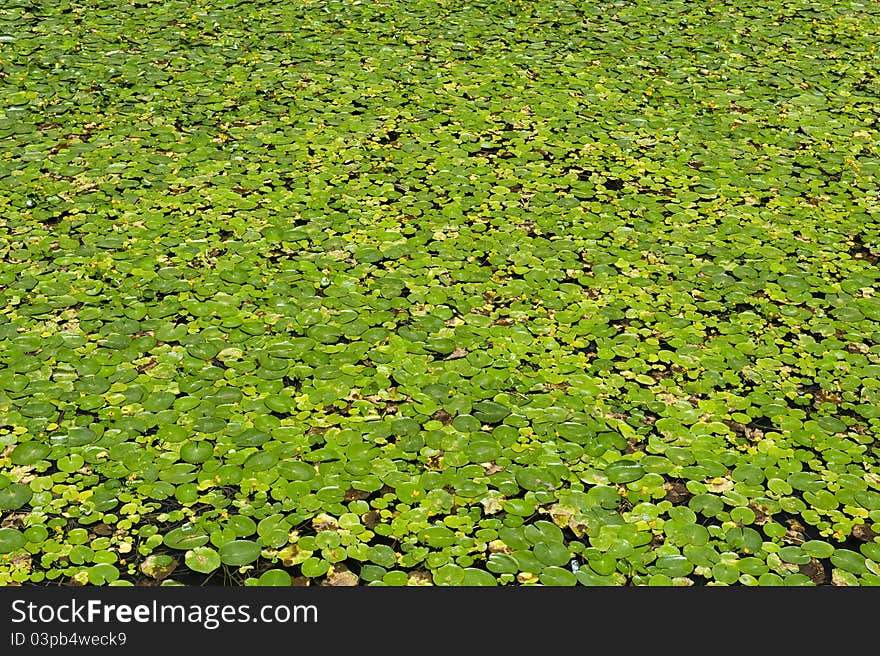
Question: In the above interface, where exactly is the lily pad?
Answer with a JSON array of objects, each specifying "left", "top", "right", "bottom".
[
  {"left": 472, "top": 401, "right": 511, "bottom": 424},
  {"left": 0, "top": 528, "right": 26, "bottom": 554},
  {"left": 219, "top": 540, "right": 262, "bottom": 567},
  {"left": 540, "top": 567, "right": 578, "bottom": 586},
  {"left": 256, "top": 569, "right": 292, "bottom": 586},
  {"left": 0, "top": 484, "right": 32, "bottom": 511},
  {"left": 604, "top": 461, "right": 644, "bottom": 484},
  {"left": 185, "top": 547, "right": 222, "bottom": 574},
  {"left": 164, "top": 525, "right": 209, "bottom": 550},
  {"left": 10, "top": 442, "right": 51, "bottom": 465}
]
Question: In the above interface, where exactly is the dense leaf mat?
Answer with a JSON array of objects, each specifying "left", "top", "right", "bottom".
[{"left": 1, "top": 0, "right": 879, "bottom": 586}]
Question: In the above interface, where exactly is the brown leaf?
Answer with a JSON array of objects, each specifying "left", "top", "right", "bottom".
[
  {"left": 624, "top": 438, "right": 643, "bottom": 454},
  {"left": 664, "top": 481, "right": 691, "bottom": 504},
  {"left": 139, "top": 556, "right": 178, "bottom": 581},
  {"left": 784, "top": 519, "right": 806, "bottom": 545},
  {"left": 548, "top": 504, "right": 575, "bottom": 527},
  {"left": 852, "top": 523, "right": 877, "bottom": 542},
  {"left": 747, "top": 502, "right": 769, "bottom": 525},
  {"left": 444, "top": 348, "right": 468, "bottom": 360},
  {"left": 832, "top": 569, "right": 856, "bottom": 586},
  {"left": 799, "top": 558, "right": 828, "bottom": 585},
  {"left": 311, "top": 513, "right": 339, "bottom": 531},
  {"left": 344, "top": 488, "right": 370, "bottom": 502},
  {"left": 407, "top": 570, "right": 433, "bottom": 586},
  {"left": 361, "top": 510, "right": 381, "bottom": 529},
  {"left": 136, "top": 358, "right": 158, "bottom": 373},
  {"left": 567, "top": 516, "right": 589, "bottom": 539},
  {"left": 277, "top": 543, "right": 310, "bottom": 567},
  {"left": 430, "top": 409, "right": 454, "bottom": 425},
  {"left": 1, "top": 513, "right": 26, "bottom": 529},
  {"left": 11, "top": 553, "right": 31, "bottom": 570},
  {"left": 480, "top": 496, "right": 503, "bottom": 514},
  {"left": 517, "top": 572, "right": 539, "bottom": 584},
  {"left": 324, "top": 566, "right": 358, "bottom": 587}
]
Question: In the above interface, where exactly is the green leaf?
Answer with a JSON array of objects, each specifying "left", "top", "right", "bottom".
[
  {"left": 300, "top": 557, "right": 330, "bottom": 578},
  {"left": 219, "top": 540, "right": 262, "bottom": 567},
  {"left": 0, "top": 528, "right": 26, "bottom": 554},
  {"left": 256, "top": 569, "right": 292, "bottom": 586},
  {"left": 163, "top": 525, "right": 209, "bottom": 550},
  {"left": 0, "top": 484, "right": 32, "bottom": 511},
  {"left": 368, "top": 544, "right": 398, "bottom": 568},
  {"left": 10, "top": 442, "right": 51, "bottom": 465},
  {"left": 540, "top": 567, "right": 578, "bottom": 586},
  {"left": 461, "top": 568, "right": 497, "bottom": 586},
  {"left": 534, "top": 541, "right": 570, "bottom": 567},
  {"left": 557, "top": 422, "right": 593, "bottom": 444},
  {"left": 471, "top": 401, "right": 510, "bottom": 424},
  {"left": 802, "top": 541, "right": 835, "bottom": 559},
  {"left": 433, "top": 564, "right": 465, "bottom": 586},
  {"left": 487, "top": 553, "right": 520, "bottom": 575},
  {"left": 831, "top": 549, "right": 867, "bottom": 575},
  {"left": 604, "top": 461, "right": 644, "bottom": 484},
  {"left": 185, "top": 546, "right": 221, "bottom": 574},
  {"left": 419, "top": 526, "right": 456, "bottom": 548},
  {"left": 180, "top": 441, "right": 213, "bottom": 464},
  {"left": 655, "top": 555, "right": 695, "bottom": 578}
]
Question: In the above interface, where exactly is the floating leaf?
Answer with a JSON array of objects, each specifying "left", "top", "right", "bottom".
[
  {"left": 831, "top": 550, "right": 868, "bottom": 576},
  {"left": 0, "top": 528, "right": 26, "bottom": 554},
  {"left": 540, "top": 567, "right": 578, "bottom": 586},
  {"left": 472, "top": 401, "right": 511, "bottom": 424},
  {"left": 10, "top": 442, "right": 51, "bottom": 465},
  {"left": 219, "top": 540, "right": 261, "bottom": 567},
  {"left": 140, "top": 555, "right": 178, "bottom": 580},
  {"left": 604, "top": 461, "right": 644, "bottom": 484},
  {"left": 257, "top": 569, "right": 292, "bottom": 586},
  {"left": 185, "top": 547, "right": 221, "bottom": 574},
  {"left": 0, "top": 484, "right": 32, "bottom": 511},
  {"left": 163, "top": 525, "right": 209, "bottom": 550}
]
